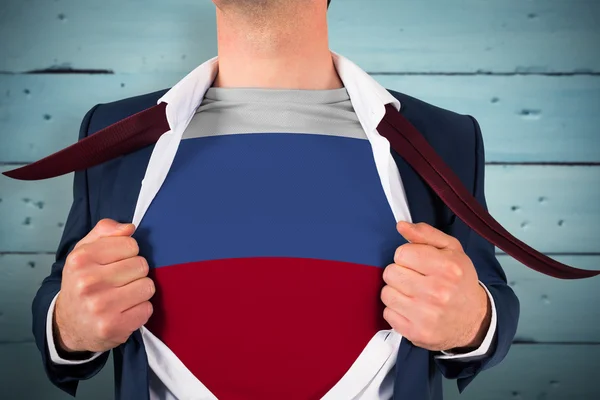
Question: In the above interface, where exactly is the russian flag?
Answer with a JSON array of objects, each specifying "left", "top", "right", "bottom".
[{"left": 134, "top": 132, "right": 405, "bottom": 399}]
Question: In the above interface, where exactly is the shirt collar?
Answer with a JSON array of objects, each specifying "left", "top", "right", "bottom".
[{"left": 156, "top": 50, "right": 400, "bottom": 134}]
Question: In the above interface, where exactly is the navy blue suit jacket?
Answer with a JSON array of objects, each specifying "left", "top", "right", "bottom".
[{"left": 32, "top": 88, "right": 520, "bottom": 400}]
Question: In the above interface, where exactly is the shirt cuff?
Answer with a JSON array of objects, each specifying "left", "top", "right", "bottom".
[
  {"left": 434, "top": 281, "right": 497, "bottom": 360},
  {"left": 46, "top": 291, "right": 104, "bottom": 365}
]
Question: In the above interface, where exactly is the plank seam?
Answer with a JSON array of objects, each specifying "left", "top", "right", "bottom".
[{"left": 0, "top": 68, "right": 114, "bottom": 75}]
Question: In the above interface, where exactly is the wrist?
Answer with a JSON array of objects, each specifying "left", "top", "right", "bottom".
[
  {"left": 467, "top": 284, "right": 492, "bottom": 347},
  {"left": 53, "top": 295, "right": 87, "bottom": 356},
  {"left": 451, "top": 284, "right": 491, "bottom": 352}
]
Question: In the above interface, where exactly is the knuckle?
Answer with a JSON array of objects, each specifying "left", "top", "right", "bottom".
[
  {"left": 142, "top": 278, "right": 156, "bottom": 299},
  {"left": 133, "top": 302, "right": 153, "bottom": 329},
  {"left": 381, "top": 286, "right": 401, "bottom": 310},
  {"left": 74, "top": 275, "right": 94, "bottom": 296},
  {"left": 383, "top": 307, "right": 394, "bottom": 323},
  {"left": 146, "top": 301, "right": 154, "bottom": 318},
  {"left": 415, "top": 222, "right": 428, "bottom": 232},
  {"left": 443, "top": 258, "right": 463, "bottom": 281},
  {"left": 451, "top": 237, "right": 463, "bottom": 250},
  {"left": 434, "top": 286, "right": 451, "bottom": 305},
  {"left": 136, "top": 256, "right": 149, "bottom": 276},
  {"left": 394, "top": 244, "right": 413, "bottom": 264},
  {"left": 393, "top": 246, "right": 404, "bottom": 264},
  {"left": 125, "top": 237, "right": 140, "bottom": 255},
  {"left": 86, "top": 297, "right": 105, "bottom": 315},
  {"left": 382, "top": 263, "right": 395, "bottom": 284},
  {"left": 384, "top": 308, "right": 403, "bottom": 333},
  {"left": 96, "top": 218, "right": 114, "bottom": 231},
  {"left": 143, "top": 301, "right": 154, "bottom": 322},
  {"left": 451, "top": 264, "right": 464, "bottom": 280},
  {"left": 95, "top": 318, "right": 113, "bottom": 340},
  {"left": 67, "top": 248, "right": 87, "bottom": 269},
  {"left": 380, "top": 285, "right": 392, "bottom": 305}
]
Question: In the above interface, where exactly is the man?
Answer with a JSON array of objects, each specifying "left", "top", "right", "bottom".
[{"left": 29, "top": 0, "right": 519, "bottom": 399}]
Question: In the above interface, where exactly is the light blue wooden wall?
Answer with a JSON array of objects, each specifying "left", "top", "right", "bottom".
[{"left": 0, "top": 0, "right": 599, "bottom": 399}]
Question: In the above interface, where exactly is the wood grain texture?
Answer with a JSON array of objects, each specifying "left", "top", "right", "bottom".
[
  {"left": 483, "top": 165, "right": 600, "bottom": 254},
  {"left": 377, "top": 75, "right": 600, "bottom": 163},
  {"left": 443, "top": 344, "right": 600, "bottom": 400},
  {"left": 1, "top": 252, "right": 598, "bottom": 344},
  {"left": 0, "top": 342, "right": 597, "bottom": 400},
  {"left": 1, "top": 165, "right": 598, "bottom": 253},
  {"left": 1, "top": 74, "right": 599, "bottom": 163},
  {"left": 0, "top": 253, "right": 55, "bottom": 343},
  {"left": 0, "top": 342, "right": 113, "bottom": 400},
  {"left": 0, "top": 0, "right": 599, "bottom": 397},
  {"left": 1, "top": 0, "right": 599, "bottom": 74},
  {"left": 499, "top": 255, "right": 600, "bottom": 343}
]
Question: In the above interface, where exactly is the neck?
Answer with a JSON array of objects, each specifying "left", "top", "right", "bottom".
[{"left": 212, "top": 2, "right": 343, "bottom": 90}]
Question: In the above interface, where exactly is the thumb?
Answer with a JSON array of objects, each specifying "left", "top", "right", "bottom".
[
  {"left": 396, "top": 221, "right": 460, "bottom": 250},
  {"left": 396, "top": 221, "right": 421, "bottom": 244},
  {"left": 74, "top": 218, "right": 135, "bottom": 249}
]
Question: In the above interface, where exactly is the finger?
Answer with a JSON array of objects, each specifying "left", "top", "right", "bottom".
[
  {"left": 380, "top": 285, "right": 419, "bottom": 321},
  {"left": 75, "top": 219, "right": 135, "bottom": 249},
  {"left": 110, "top": 277, "right": 156, "bottom": 313},
  {"left": 78, "top": 236, "right": 140, "bottom": 265},
  {"left": 396, "top": 221, "right": 462, "bottom": 251},
  {"left": 383, "top": 307, "right": 413, "bottom": 338},
  {"left": 117, "top": 301, "right": 154, "bottom": 334},
  {"left": 382, "top": 262, "right": 426, "bottom": 297},
  {"left": 393, "top": 243, "right": 446, "bottom": 276},
  {"left": 100, "top": 256, "right": 150, "bottom": 287}
]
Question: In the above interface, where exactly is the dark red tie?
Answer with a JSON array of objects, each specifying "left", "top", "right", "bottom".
[{"left": 3, "top": 102, "right": 598, "bottom": 279}]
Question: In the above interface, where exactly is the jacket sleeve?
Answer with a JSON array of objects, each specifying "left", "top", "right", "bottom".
[
  {"left": 31, "top": 104, "right": 111, "bottom": 397},
  {"left": 433, "top": 115, "right": 521, "bottom": 393}
]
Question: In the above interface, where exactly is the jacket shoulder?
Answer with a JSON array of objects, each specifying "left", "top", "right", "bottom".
[
  {"left": 386, "top": 88, "right": 479, "bottom": 172},
  {"left": 386, "top": 89, "right": 477, "bottom": 144},
  {"left": 87, "top": 88, "right": 170, "bottom": 135}
]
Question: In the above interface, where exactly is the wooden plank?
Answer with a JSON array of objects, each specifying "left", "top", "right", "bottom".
[
  {"left": 499, "top": 255, "right": 600, "bottom": 343},
  {"left": 484, "top": 165, "right": 600, "bottom": 254},
  {"left": 0, "top": 166, "right": 74, "bottom": 254},
  {"left": 0, "top": 74, "right": 179, "bottom": 163},
  {"left": 0, "top": 342, "right": 597, "bottom": 400},
  {"left": 1, "top": 74, "right": 599, "bottom": 163},
  {"left": 0, "top": 254, "right": 55, "bottom": 342},
  {"left": 1, "top": 253, "right": 598, "bottom": 343},
  {"left": 0, "top": 342, "right": 113, "bottom": 400},
  {"left": 1, "top": 165, "right": 598, "bottom": 253},
  {"left": 376, "top": 75, "right": 600, "bottom": 163},
  {"left": 443, "top": 344, "right": 600, "bottom": 400},
  {"left": 0, "top": 0, "right": 598, "bottom": 74}
]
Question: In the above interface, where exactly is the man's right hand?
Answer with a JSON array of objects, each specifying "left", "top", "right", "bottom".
[{"left": 53, "top": 218, "right": 155, "bottom": 354}]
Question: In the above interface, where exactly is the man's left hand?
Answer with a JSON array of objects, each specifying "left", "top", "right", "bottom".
[{"left": 381, "top": 221, "right": 491, "bottom": 352}]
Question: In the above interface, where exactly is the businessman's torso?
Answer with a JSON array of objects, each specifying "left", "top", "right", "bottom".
[{"left": 84, "top": 88, "right": 474, "bottom": 400}]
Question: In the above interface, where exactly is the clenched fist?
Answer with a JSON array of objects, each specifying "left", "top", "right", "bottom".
[
  {"left": 53, "top": 218, "right": 155, "bottom": 354},
  {"left": 381, "top": 221, "right": 492, "bottom": 352}
]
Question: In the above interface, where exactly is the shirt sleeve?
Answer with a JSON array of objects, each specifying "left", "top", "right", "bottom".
[
  {"left": 434, "top": 281, "right": 498, "bottom": 360},
  {"left": 46, "top": 292, "right": 105, "bottom": 365}
]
